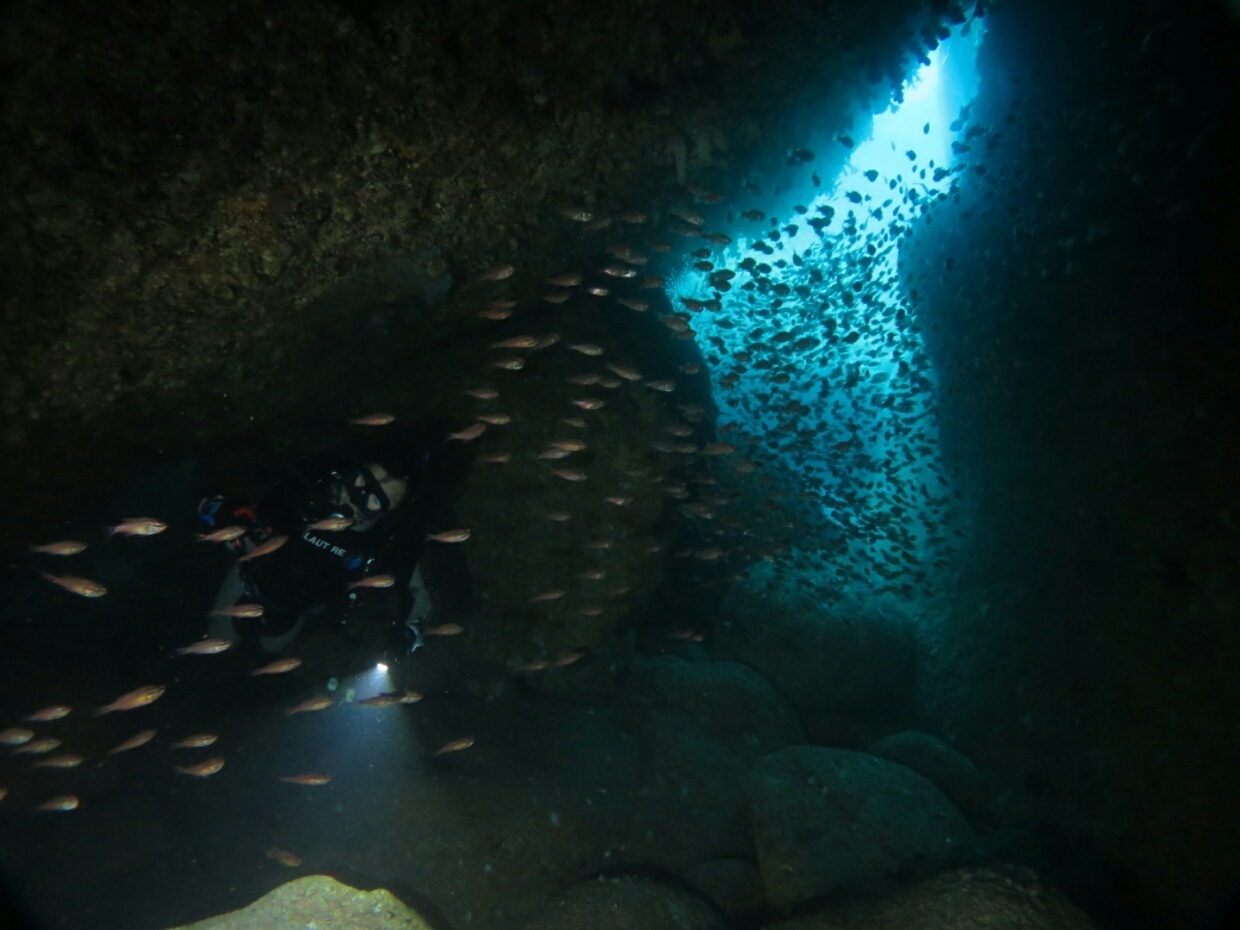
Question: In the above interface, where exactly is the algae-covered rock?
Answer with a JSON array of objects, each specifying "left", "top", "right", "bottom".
[
  {"left": 760, "top": 866, "right": 1099, "bottom": 930},
  {"left": 521, "top": 875, "right": 725, "bottom": 930},
  {"left": 747, "top": 746, "right": 978, "bottom": 908},
  {"left": 168, "top": 874, "right": 433, "bottom": 929}
]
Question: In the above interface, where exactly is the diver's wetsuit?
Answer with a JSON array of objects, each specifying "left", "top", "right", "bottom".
[{"left": 211, "top": 472, "right": 426, "bottom": 646}]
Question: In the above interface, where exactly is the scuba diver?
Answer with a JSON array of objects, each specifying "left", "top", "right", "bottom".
[{"left": 196, "top": 423, "right": 461, "bottom": 667}]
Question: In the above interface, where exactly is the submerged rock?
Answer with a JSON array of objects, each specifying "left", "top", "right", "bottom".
[
  {"left": 715, "top": 589, "right": 915, "bottom": 713},
  {"left": 760, "top": 866, "right": 1098, "bottom": 930},
  {"left": 679, "top": 857, "right": 765, "bottom": 924},
  {"left": 168, "top": 874, "right": 433, "bottom": 929},
  {"left": 867, "top": 730, "right": 990, "bottom": 825},
  {"left": 276, "top": 690, "right": 754, "bottom": 930},
  {"left": 747, "top": 746, "right": 979, "bottom": 909},
  {"left": 521, "top": 875, "right": 725, "bottom": 930},
  {"left": 626, "top": 656, "right": 806, "bottom": 762}
]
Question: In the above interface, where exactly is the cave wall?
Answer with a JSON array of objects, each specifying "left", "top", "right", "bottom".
[
  {"left": 902, "top": 0, "right": 1240, "bottom": 925},
  {"left": 0, "top": 0, "right": 946, "bottom": 541}
]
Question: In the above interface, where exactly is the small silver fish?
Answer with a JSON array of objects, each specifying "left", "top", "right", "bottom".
[{"left": 173, "top": 638, "right": 234, "bottom": 657}]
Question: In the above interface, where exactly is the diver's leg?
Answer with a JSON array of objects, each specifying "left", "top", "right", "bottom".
[
  {"left": 258, "top": 607, "right": 307, "bottom": 655},
  {"left": 395, "top": 564, "right": 430, "bottom": 654},
  {"left": 207, "top": 563, "right": 245, "bottom": 642},
  {"left": 408, "top": 564, "right": 432, "bottom": 627},
  {"left": 258, "top": 618, "right": 305, "bottom": 654}
]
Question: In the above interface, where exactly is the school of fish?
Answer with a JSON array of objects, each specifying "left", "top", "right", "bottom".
[{"left": 5, "top": 124, "right": 986, "bottom": 874}]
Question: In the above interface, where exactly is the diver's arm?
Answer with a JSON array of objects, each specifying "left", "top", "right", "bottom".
[
  {"left": 345, "top": 578, "right": 413, "bottom": 628},
  {"left": 349, "top": 545, "right": 417, "bottom": 615},
  {"left": 342, "top": 523, "right": 421, "bottom": 633}
]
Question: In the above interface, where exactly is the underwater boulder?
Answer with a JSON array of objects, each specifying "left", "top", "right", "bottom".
[
  {"left": 679, "top": 857, "right": 765, "bottom": 924},
  {"left": 867, "top": 730, "right": 990, "bottom": 825},
  {"left": 625, "top": 655, "right": 807, "bottom": 762},
  {"left": 714, "top": 591, "right": 915, "bottom": 714},
  {"left": 352, "top": 694, "right": 751, "bottom": 928},
  {"left": 168, "top": 874, "right": 433, "bottom": 929},
  {"left": 759, "top": 866, "right": 1099, "bottom": 930},
  {"left": 747, "top": 746, "right": 979, "bottom": 909},
  {"left": 521, "top": 874, "right": 725, "bottom": 930},
  {"left": 618, "top": 702, "right": 754, "bottom": 861},
  {"left": 798, "top": 706, "right": 892, "bottom": 750}
]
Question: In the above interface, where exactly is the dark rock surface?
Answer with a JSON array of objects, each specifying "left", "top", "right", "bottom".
[
  {"left": 761, "top": 866, "right": 1098, "bottom": 930},
  {"left": 747, "top": 746, "right": 979, "bottom": 908},
  {"left": 715, "top": 586, "right": 915, "bottom": 713},
  {"left": 625, "top": 655, "right": 807, "bottom": 762},
  {"left": 520, "top": 875, "right": 724, "bottom": 930},
  {"left": 867, "top": 730, "right": 989, "bottom": 825},
  {"left": 900, "top": 1, "right": 1240, "bottom": 925},
  {"left": 679, "top": 857, "right": 765, "bottom": 924}
]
